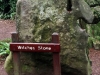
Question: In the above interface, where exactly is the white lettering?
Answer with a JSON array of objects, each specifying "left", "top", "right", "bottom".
[
  {"left": 38, "top": 46, "right": 42, "bottom": 50},
  {"left": 38, "top": 46, "right": 51, "bottom": 50},
  {"left": 18, "top": 46, "right": 22, "bottom": 49},
  {"left": 17, "top": 46, "right": 35, "bottom": 50},
  {"left": 22, "top": 46, "right": 25, "bottom": 49}
]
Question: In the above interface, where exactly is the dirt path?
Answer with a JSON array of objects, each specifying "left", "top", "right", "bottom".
[
  {"left": 0, "top": 19, "right": 100, "bottom": 75},
  {"left": 89, "top": 48, "right": 100, "bottom": 75},
  {"left": 0, "top": 59, "right": 8, "bottom": 75},
  {"left": 0, "top": 19, "right": 16, "bottom": 75},
  {"left": 0, "top": 19, "right": 16, "bottom": 40}
]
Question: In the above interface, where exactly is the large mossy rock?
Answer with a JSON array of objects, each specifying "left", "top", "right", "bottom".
[{"left": 4, "top": 0, "right": 92, "bottom": 75}]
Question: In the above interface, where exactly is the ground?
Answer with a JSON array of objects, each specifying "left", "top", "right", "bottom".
[
  {"left": 89, "top": 48, "right": 100, "bottom": 75},
  {"left": 0, "top": 19, "right": 100, "bottom": 75},
  {"left": 0, "top": 19, "right": 16, "bottom": 40}
]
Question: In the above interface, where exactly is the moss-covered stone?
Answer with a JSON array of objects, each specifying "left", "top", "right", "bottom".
[
  {"left": 4, "top": 0, "right": 92, "bottom": 75},
  {"left": 4, "top": 52, "right": 13, "bottom": 75}
]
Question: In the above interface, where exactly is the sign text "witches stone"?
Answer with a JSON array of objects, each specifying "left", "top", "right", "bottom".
[{"left": 17, "top": 46, "right": 51, "bottom": 51}]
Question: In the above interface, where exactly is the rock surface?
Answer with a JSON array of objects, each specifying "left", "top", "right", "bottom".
[{"left": 4, "top": 0, "right": 93, "bottom": 75}]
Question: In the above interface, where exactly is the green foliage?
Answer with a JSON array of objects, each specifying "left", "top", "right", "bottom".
[
  {"left": 9, "top": 0, "right": 17, "bottom": 19},
  {"left": 86, "top": 0, "right": 100, "bottom": 5},
  {"left": 92, "top": 24, "right": 100, "bottom": 41},
  {"left": 87, "top": 23, "right": 100, "bottom": 48},
  {"left": 91, "top": 24, "right": 100, "bottom": 37},
  {"left": 1, "top": 39, "right": 11, "bottom": 43},
  {"left": 85, "top": 0, "right": 100, "bottom": 48},
  {"left": 0, "top": 42, "right": 10, "bottom": 56},
  {"left": 0, "top": 0, "right": 17, "bottom": 19}
]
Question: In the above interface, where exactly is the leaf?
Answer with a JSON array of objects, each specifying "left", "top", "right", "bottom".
[{"left": 0, "top": 42, "right": 10, "bottom": 56}]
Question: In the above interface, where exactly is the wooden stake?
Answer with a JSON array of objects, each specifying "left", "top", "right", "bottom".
[
  {"left": 52, "top": 32, "right": 61, "bottom": 75},
  {"left": 11, "top": 32, "right": 21, "bottom": 75}
]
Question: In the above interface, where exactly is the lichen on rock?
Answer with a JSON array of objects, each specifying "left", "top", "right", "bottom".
[{"left": 4, "top": 0, "right": 93, "bottom": 75}]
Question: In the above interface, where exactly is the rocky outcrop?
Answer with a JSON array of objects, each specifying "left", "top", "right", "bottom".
[{"left": 4, "top": 0, "right": 93, "bottom": 75}]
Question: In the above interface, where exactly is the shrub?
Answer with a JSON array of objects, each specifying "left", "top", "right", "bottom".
[{"left": 0, "top": 0, "right": 17, "bottom": 19}]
